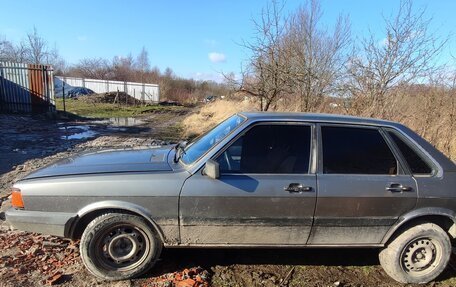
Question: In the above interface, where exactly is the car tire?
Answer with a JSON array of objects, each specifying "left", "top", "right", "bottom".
[
  {"left": 80, "top": 212, "right": 162, "bottom": 280},
  {"left": 379, "top": 223, "right": 451, "bottom": 284}
]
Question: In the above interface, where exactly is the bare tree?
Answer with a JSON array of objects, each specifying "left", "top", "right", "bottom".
[
  {"left": 112, "top": 54, "right": 135, "bottom": 81},
  {"left": 159, "top": 67, "right": 175, "bottom": 100},
  {"left": 0, "top": 28, "right": 62, "bottom": 66},
  {"left": 346, "top": 0, "right": 446, "bottom": 116},
  {"left": 24, "top": 27, "right": 60, "bottom": 65},
  {"left": 71, "top": 58, "right": 112, "bottom": 79},
  {"left": 287, "top": 0, "right": 350, "bottom": 112},
  {"left": 26, "top": 27, "right": 48, "bottom": 64},
  {"left": 229, "top": 0, "right": 350, "bottom": 111},
  {"left": 0, "top": 36, "right": 28, "bottom": 63},
  {"left": 238, "top": 0, "right": 291, "bottom": 111},
  {"left": 0, "top": 37, "right": 13, "bottom": 61},
  {"left": 135, "top": 46, "right": 150, "bottom": 83}
]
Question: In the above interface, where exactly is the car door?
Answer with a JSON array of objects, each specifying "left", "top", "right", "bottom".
[
  {"left": 179, "top": 122, "right": 317, "bottom": 245},
  {"left": 308, "top": 124, "right": 417, "bottom": 245}
]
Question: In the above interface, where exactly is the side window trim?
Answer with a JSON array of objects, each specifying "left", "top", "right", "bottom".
[
  {"left": 316, "top": 123, "right": 401, "bottom": 176},
  {"left": 382, "top": 127, "right": 437, "bottom": 177},
  {"left": 316, "top": 123, "right": 324, "bottom": 174},
  {"left": 378, "top": 128, "right": 408, "bottom": 175},
  {"left": 209, "top": 121, "right": 316, "bottom": 175}
]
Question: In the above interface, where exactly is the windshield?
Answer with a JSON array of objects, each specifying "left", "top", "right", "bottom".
[{"left": 180, "top": 115, "right": 245, "bottom": 165}]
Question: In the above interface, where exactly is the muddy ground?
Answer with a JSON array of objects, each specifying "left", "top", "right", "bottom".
[{"left": 1, "top": 112, "right": 456, "bottom": 287}]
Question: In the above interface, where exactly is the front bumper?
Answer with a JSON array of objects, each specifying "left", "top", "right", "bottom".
[{"left": 5, "top": 208, "right": 75, "bottom": 237}]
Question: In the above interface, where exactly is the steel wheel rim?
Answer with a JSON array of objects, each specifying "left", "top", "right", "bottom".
[
  {"left": 94, "top": 223, "right": 151, "bottom": 271},
  {"left": 400, "top": 237, "right": 441, "bottom": 276}
]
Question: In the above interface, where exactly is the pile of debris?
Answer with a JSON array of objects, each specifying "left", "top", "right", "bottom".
[
  {"left": 94, "top": 92, "right": 142, "bottom": 105},
  {"left": 67, "top": 87, "right": 94, "bottom": 98},
  {"left": 142, "top": 266, "right": 211, "bottom": 287},
  {"left": 0, "top": 228, "right": 79, "bottom": 286},
  {"left": 74, "top": 92, "right": 142, "bottom": 106}
]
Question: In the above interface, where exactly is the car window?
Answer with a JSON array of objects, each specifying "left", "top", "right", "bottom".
[
  {"left": 322, "top": 126, "right": 397, "bottom": 175},
  {"left": 180, "top": 115, "right": 245, "bottom": 165},
  {"left": 387, "top": 131, "right": 433, "bottom": 174},
  {"left": 216, "top": 124, "right": 311, "bottom": 174}
]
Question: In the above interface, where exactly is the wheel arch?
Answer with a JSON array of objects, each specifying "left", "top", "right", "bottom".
[
  {"left": 67, "top": 200, "right": 165, "bottom": 243},
  {"left": 382, "top": 207, "right": 456, "bottom": 245}
]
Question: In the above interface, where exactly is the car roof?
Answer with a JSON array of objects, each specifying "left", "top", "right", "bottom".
[
  {"left": 237, "top": 112, "right": 456, "bottom": 173},
  {"left": 238, "top": 112, "right": 401, "bottom": 127}
]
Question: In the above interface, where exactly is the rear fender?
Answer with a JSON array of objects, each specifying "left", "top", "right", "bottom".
[{"left": 382, "top": 207, "right": 456, "bottom": 244}]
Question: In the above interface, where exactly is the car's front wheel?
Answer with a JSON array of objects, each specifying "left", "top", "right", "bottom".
[
  {"left": 379, "top": 223, "right": 451, "bottom": 284},
  {"left": 80, "top": 212, "right": 162, "bottom": 280}
]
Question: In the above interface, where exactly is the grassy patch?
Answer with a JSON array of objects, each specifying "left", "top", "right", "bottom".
[{"left": 55, "top": 98, "right": 185, "bottom": 118}]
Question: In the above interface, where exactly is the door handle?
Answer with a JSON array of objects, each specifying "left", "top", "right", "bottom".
[
  {"left": 386, "top": 183, "right": 413, "bottom": 193},
  {"left": 285, "top": 183, "right": 313, "bottom": 193}
]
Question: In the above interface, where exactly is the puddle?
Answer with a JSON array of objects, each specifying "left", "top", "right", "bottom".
[
  {"left": 92, "top": 117, "right": 145, "bottom": 127},
  {"left": 59, "top": 125, "right": 91, "bottom": 131},
  {"left": 63, "top": 130, "right": 97, "bottom": 140},
  {"left": 58, "top": 117, "right": 143, "bottom": 140},
  {"left": 60, "top": 125, "right": 98, "bottom": 140}
]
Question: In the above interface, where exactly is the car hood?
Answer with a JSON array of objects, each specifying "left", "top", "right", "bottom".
[{"left": 23, "top": 146, "right": 174, "bottom": 179}]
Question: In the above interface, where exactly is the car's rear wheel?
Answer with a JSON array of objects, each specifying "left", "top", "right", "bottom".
[
  {"left": 80, "top": 213, "right": 162, "bottom": 280},
  {"left": 379, "top": 223, "right": 451, "bottom": 284}
]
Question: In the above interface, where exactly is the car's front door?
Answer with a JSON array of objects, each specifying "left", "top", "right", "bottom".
[
  {"left": 179, "top": 122, "right": 317, "bottom": 245},
  {"left": 308, "top": 124, "right": 417, "bottom": 245}
]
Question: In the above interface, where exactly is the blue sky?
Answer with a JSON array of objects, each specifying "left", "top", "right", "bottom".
[{"left": 1, "top": 0, "right": 455, "bottom": 82}]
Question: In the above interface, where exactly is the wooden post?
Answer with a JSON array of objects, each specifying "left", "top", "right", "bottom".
[
  {"left": 62, "top": 81, "right": 66, "bottom": 112},
  {"left": 114, "top": 89, "right": 119, "bottom": 105}
]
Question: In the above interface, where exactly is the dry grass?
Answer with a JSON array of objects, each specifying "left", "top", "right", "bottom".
[
  {"left": 181, "top": 95, "right": 455, "bottom": 161},
  {"left": 181, "top": 99, "right": 257, "bottom": 138}
]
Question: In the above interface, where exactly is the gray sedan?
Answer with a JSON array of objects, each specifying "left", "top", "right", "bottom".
[{"left": 6, "top": 112, "right": 456, "bottom": 284}]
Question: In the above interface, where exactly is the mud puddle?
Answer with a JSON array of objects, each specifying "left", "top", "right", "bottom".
[{"left": 58, "top": 117, "right": 147, "bottom": 140}]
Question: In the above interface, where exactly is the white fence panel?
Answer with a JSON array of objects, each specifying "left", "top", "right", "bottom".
[
  {"left": 55, "top": 76, "right": 159, "bottom": 103},
  {"left": 61, "top": 77, "right": 83, "bottom": 87}
]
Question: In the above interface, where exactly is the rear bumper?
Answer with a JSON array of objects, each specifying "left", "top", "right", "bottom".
[{"left": 5, "top": 208, "right": 75, "bottom": 237}]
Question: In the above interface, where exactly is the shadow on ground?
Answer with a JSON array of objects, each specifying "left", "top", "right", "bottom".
[
  {"left": 137, "top": 248, "right": 456, "bottom": 286},
  {"left": 155, "top": 248, "right": 380, "bottom": 270}
]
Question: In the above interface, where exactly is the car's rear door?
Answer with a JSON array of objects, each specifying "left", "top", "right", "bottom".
[
  {"left": 308, "top": 124, "right": 417, "bottom": 245},
  {"left": 179, "top": 122, "right": 317, "bottom": 246}
]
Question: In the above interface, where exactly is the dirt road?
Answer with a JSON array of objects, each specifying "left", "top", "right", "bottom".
[{"left": 1, "top": 112, "right": 456, "bottom": 287}]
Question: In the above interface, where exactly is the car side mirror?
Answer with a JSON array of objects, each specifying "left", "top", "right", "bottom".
[{"left": 203, "top": 159, "right": 220, "bottom": 179}]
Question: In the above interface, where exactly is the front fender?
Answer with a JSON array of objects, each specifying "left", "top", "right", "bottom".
[
  {"left": 382, "top": 207, "right": 456, "bottom": 244},
  {"left": 69, "top": 200, "right": 165, "bottom": 242}
]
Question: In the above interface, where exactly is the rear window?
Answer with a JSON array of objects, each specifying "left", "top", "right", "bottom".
[
  {"left": 387, "top": 131, "right": 433, "bottom": 175},
  {"left": 321, "top": 126, "right": 397, "bottom": 175}
]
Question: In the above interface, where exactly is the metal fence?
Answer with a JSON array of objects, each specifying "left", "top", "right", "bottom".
[
  {"left": 55, "top": 76, "right": 160, "bottom": 103},
  {"left": 0, "top": 62, "right": 55, "bottom": 113}
]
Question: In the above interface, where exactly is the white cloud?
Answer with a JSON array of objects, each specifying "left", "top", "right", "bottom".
[
  {"left": 208, "top": 52, "right": 226, "bottom": 63},
  {"left": 77, "top": 35, "right": 87, "bottom": 42}
]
